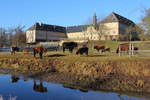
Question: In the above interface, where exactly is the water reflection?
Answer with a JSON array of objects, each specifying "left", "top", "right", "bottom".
[
  {"left": 0, "top": 74, "right": 149, "bottom": 100},
  {"left": 11, "top": 75, "right": 19, "bottom": 83},
  {"left": 22, "top": 76, "right": 29, "bottom": 82},
  {"left": 63, "top": 85, "right": 88, "bottom": 93},
  {"left": 33, "top": 80, "right": 48, "bottom": 93},
  {"left": 0, "top": 95, "right": 17, "bottom": 100},
  {"left": 11, "top": 75, "right": 48, "bottom": 93},
  {"left": 118, "top": 94, "right": 127, "bottom": 100}
]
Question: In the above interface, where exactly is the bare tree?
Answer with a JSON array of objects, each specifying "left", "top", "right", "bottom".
[
  {"left": 142, "top": 8, "right": 150, "bottom": 35},
  {"left": 87, "top": 26, "right": 96, "bottom": 41},
  {"left": 96, "top": 23, "right": 108, "bottom": 40},
  {"left": 126, "top": 25, "right": 143, "bottom": 41},
  {"left": 83, "top": 17, "right": 96, "bottom": 42},
  {"left": 0, "top": 25, "right": 26, "bottom": 47},
  {"left": 11, "top": 25, "right": 26, "bottom": 46},
  {"left": 12, "top": 33, "right": 26, "bottom": 46},
  {"left": 0, "top": 28, "right": 8, "bottom": 47},
  {"left": 7, "top": 28, "right": 14, "bottom": 46},
  {"left": 82, "top": 26, "right": 89, "bottom": 42},
  {"left": 83, "top": 14, "right": 108, "bottom": 41}
]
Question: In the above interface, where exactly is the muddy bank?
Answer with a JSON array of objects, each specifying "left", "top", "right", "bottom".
[{"left": 0, "top": 57, "right": 150, "bottom": 93}]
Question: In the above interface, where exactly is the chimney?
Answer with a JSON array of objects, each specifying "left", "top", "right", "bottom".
[{"left": 39, "top": 22, "right": 43, "bottom": 26}]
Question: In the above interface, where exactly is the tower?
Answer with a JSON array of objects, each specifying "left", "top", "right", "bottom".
[{"left": 93, "top": 12, "right": 97, "bottom": 26}]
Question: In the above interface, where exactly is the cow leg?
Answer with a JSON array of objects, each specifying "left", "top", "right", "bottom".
[
  {"left": 39, "top": 52, "right": 43, "bottom": 59},
  {"left": 33, "top": 51, "right": 36, "bottom": 58},
  {"left": 76, "top": 49, "right": 79, "bottom": 55},
  {"left": 101, "top": 50, "right": 103, "bottom": 53},
  {"left": 108, "top": 49, "right": 111, "bottom": 53},
  {"left": 12, "top": 51, "right": 15, "bottom": 55},
  {"left": 76, "top": 51, "right": 79, "bottom": 55},
  {"left": 70, "top": 48, "right": 73, "bottom": 53},
  {"left": 63, "top": 47, "right": 65, "bottom": 53},
  {"left": 55, "top": 47, "right": 58, "bottom": 51},
  {"left": 86, "top": 51, "right": 88, "bottom": 56}
]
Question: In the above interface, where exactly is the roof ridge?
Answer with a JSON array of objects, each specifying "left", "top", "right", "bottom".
[
  {"left": 27, "top": 23, "right": 66, "bottom": 33},
  {"left": 66, "top": 24, "right": 91, "bottom": 28},
  {"left": 112, "top": 12, "right": 134, "bottom": 23}
]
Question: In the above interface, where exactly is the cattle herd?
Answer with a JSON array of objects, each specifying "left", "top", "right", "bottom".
[{"left": 10, "top": 42, "right": 138, "bottom": 59}]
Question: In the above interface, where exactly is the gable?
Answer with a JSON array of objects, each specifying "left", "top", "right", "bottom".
[
  {"left": 100, "top": 12, "right": 135, "bottom": 26},
  {"left": 100, "top": 13, "right": 119, "bottom": 23}
]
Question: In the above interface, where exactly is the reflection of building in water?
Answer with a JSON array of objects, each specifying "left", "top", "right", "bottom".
[
  {"left": 33, "top": 80, "right": 48, "bottom": 93},
  {"left": 0, "top": 95, "right": 17, "bottom": 100},
  {"left": 11, "top": 75, "right": 20, "bottom": 83}
]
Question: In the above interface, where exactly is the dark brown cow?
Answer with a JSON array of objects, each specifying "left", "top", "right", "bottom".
[
  {"left": 76, "top": 47, "right": 88, "bottom": 56},
  {"left": 134, "top": 47, "right": 139, "bottom": 51},
  {"left": 94, "top": 45, "right": 105, "bottom": 52},
  {"left": 101, "top": 48, "right": 111, "bottom": 53},
  {"left": 32, "top": 46, "right": 47, "bottom": 59},
  {"left": 62, "top": 42, "right": 78, "bottom": 53},
  {"left": 10, "top": 46, "right": 20, "bottom": 55},
  {"left": 116, "top": 44, "right": 138, "bottom": 53}
]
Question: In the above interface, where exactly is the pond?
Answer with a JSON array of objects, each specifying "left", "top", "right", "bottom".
[{"left": 0, "top": 74, "right": 149, "bottom": 100}]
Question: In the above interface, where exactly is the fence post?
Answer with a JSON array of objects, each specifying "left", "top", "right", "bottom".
[
  {"left": 131, "top": 43, "right": 134, "bottom": 56},
  {"left": 119, "top": 44, "right": 121, "bottom": 57},
  {"left": 129, "top": 43, "right": 131, "bottom": 57}
]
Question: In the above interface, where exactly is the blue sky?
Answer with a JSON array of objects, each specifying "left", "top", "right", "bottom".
[{"left": 0, "top": 0, "right": 149, "bottom": 29}]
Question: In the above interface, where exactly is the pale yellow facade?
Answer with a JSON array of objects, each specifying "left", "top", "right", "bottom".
[
  {"left": 67, "top": 22, "right": 119, "bottom": 41},
  {"left": 26, "top": 13, "right": 135, "bottom": 43}
]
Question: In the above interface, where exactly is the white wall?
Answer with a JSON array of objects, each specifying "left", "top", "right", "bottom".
[
  {"left": 26, "top": 29, "right": 67, "bottom": 43},
  {"left": 26, "top": 30, "right": 36, "bottom": 43},
  {"left": 103, "top": 22, "right": 119, "bottom": 35}
]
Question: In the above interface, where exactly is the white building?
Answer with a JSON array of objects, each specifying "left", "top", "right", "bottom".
[
  {"left": 26, "top": 12, "right": 137, "bottom": 44},
  {"left": 26, "top": 23, "right": 67, "bottom": 44}
]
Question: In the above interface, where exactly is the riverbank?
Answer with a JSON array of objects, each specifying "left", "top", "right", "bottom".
[{"left": 0, "top": 52, "right": 150, "bottom": 93}]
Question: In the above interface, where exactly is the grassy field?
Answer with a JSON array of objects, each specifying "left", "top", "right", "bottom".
[
  {"left": 1, "top": 40, "right": 150, "bottom": 63},
  {"left": 83, "top": 40, "right": 150, "bottom": 57},
  {"left": 1, "top": 40, "right": 150, "bottom": 62}
]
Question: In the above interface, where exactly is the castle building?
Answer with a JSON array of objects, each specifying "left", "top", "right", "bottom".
[
  {"left": 26, "top": 12, "right": 136, "bottom": 43},
  {"left": 67, "top": 12, "right": 136, "bottom": 41},
  {"left": 26, "top": 23, "right": 67, "bottom": 44}
]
